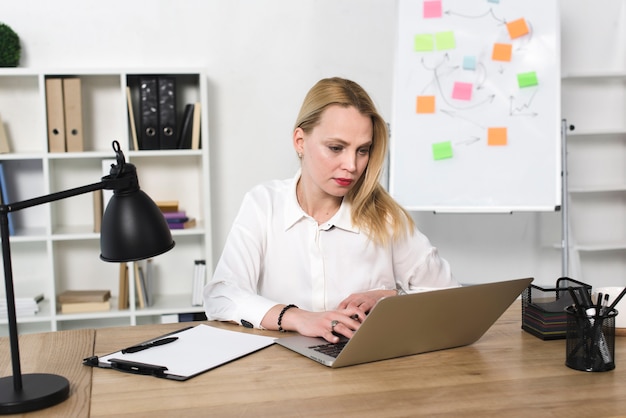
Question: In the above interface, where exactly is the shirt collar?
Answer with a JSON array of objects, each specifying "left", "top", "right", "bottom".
[{"left": 284, "top": 170, "right": 360, "bottom": 234}]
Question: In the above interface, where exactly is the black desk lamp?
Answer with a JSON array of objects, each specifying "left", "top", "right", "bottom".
[{"left": 0, "top": 141, "right": 175, "bottom": 414}]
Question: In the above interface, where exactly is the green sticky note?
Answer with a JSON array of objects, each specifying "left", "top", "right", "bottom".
[
  {"left": 517, "top": 71, "right": 538, "bottom": 88},
  {"left": 414, "top": 34, "right": 434, "bottom": 52},
  {"left": 435, "top": 31, "right": 455, "bottom": 51},
  {"left": 432, "top": 141, "right": 453, "bottom": 160}
]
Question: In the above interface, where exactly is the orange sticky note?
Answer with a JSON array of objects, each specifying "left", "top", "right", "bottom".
[
  {"left": 488, "top": 127, "right": 507, "bottom": 146},
  {"left": 416, "top": 95, "right": 435, "bottom": 114},
  {"left": 507, "top": 18, "right": 529, "bottom": 39},
  {"left": 492, "top": 43, "right": 512, "bottom": 62}
]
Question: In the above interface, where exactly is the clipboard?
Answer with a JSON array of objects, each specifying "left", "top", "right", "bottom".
[{"left": 83, "top": 324, "right": 275, "bottom": 381}]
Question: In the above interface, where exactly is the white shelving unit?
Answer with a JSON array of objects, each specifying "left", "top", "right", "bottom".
[
  {"left": 561, "top": 71, "right": 626, "bottom": 286},
  {"left": 0, "top": 68, "right": 212, "bottom": 335}
]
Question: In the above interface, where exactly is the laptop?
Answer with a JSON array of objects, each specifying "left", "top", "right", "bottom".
[{"left": 275, "top": 277, "right": 533, "bottom": 368}]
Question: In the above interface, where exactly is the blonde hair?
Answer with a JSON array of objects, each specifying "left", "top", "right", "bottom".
[{"left": 294, "top": 77, "right": 414, "bottom": 245}]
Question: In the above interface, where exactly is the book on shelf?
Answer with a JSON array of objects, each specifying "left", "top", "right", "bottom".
[
  {"left": 0, "top": 113, "right": 11, "bottom": 154},
  {"left": 161, "top": 209, "right": 196, "bottom": 230},
  {"left": 191, "top": 101, "right": 201, "bottom": 150},
  {"left": 126, "top": 86, "right": 140, "bottom": 151},
  {"left": 162, "top": 211, "right": 188, "bottom": 222},
  {"left": 93, "top": 189, "right": 103, "bottom": 233},
  {"left": 191, "top": 259, "right": 206, "bottom": 306},
  {"left": 134, "top": 259, "right": 154, "bottom": 309},
  {"left": 60, "top": 301, "right": 111, "bottom": 314},
  {"left": 156, "top": 200, "right": 179, "bottom": 212},
  {"left": 118, "top": 262, "right": 129, "bottom": 310},
  {"left": 57, "top": 289, "right": 111, "bottom": 314},
  {"left": 0, "top": 293, "right": 44, "bottom": 318},
  {"left": 168, "top": 218, "right": 196, "bottom": 230},
  {"left": 57, "top": 289, "right": 111, "bottom": 304},
  {"left": 0, "top": 163, "right": 15, "bottom": 235},
  {"left": 177, "top": 103, "right": 195, "bottom": 149}
]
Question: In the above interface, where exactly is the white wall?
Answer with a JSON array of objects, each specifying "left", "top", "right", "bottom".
[{"left": 2, "top": 0, "right": 580, "bottom": 285}]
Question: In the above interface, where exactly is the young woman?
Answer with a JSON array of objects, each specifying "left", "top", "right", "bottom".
[{"left": 204, "top": 77, "right": 458, "bottom": 343}]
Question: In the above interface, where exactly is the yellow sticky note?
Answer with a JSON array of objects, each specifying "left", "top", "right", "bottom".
[
  {"left": 414, "top": 34, "right": 434, "bottom": 51},
  {"left": 432, "top": 141, "right": 453, "bottom": 160},
  {"left": 492, "top": 43, "right": 512, "bottom": 62},
  {"left": 507, "top": 18, "right": 529, "bottom": 39},
  {"left": 435, "top": 31, "right": 455, "bottom": 51},
  {"left": 488, "top": 127, "right": 507, "bottom": 146},
  {"left": 416, "top": 96, "right": 436, "bottom": 114}
]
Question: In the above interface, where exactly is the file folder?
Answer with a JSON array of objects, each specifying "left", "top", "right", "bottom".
[
  {"left": 83, "top": 324, "right": 275, "bottom": 381},
  {"left": 139, "top": 77, "right": 159, "bottom": 150},
  {"left": 158, "top": 76, "right": 177, "bottom": 149},
  {"left": 45, "top": 77, "right": 66, "bottom": 152},
  {"left": 63, "top": 77, "right": 84, "bottom": 152}
]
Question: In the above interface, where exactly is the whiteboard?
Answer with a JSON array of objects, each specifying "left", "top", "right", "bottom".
[{"left": 389, "top": 0, "right": 561, "bottom": 212}]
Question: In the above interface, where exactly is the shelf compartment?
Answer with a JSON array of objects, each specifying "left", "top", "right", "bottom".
[{"left": 0, "top": 74, "right": 45, "bottom": 154}]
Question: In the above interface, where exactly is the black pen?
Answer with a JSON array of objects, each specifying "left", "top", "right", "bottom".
[
  {"left": 608, "top": 287, "right": 626, "bottom": 313},
  {"left": 121, "top": 337, "right": 178, "bottom": 354}
]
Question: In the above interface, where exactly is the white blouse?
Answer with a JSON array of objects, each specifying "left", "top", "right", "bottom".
[{"left": 203, "top": 172, "right": 457, "bottom": 328}]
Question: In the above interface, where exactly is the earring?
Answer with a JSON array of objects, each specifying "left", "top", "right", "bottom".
[{"left": 298, "top": 152, "right": 303, "bottom": 159}]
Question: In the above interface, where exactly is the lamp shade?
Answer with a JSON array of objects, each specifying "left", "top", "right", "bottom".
[{"left": 100, "top": 188, "right": 175, "bottom": 262}]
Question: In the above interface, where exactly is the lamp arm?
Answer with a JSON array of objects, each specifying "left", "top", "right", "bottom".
[{"left": 1, "top": 176, "right": 133, "bottom": 215}]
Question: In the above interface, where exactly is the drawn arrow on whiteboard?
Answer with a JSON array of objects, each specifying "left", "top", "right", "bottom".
[
  {"left": 440, "top": 109, "right": 486, "bottom": 129},
  {"left": 455, "top": 137, "right": 482, "bottom": 146}
]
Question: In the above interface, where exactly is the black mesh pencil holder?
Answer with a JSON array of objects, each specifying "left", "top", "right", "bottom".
[{"left": 565, "top": 305, "right": 617, "bottom": 372}]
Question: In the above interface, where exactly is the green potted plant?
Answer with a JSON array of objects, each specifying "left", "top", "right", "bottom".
[{"left": 0, "top": 22, "right": 21, "bottom": 67}]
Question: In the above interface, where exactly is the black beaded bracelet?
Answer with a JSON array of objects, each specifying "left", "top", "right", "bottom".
[{"left": 277, "top": 304, "right": 297, "bottom": 332}]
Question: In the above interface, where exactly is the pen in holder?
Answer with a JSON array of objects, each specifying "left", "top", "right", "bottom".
[{"left": 565, "top": 304, "right": 618, "bottom": 372}]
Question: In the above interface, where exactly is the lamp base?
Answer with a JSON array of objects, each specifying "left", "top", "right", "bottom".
[{"left": 0, "top": 373, "right": 70, "bottom": 415}]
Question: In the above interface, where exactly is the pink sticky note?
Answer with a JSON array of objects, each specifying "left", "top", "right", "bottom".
[
  {"left": 452, "top": 82, "right": 473, "bottom": 101},
  {"left": 423, "top": 0, "right": 443, "bottom": 18}
]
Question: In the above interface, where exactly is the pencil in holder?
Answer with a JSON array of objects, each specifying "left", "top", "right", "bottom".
[{"left": 565, "top": 305, "right": 617, "bottom": 372}]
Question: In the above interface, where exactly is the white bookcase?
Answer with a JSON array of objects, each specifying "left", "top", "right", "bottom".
[
  {"left": 0, "top": 68, "right": 212, "bottom": 335},
  {"left": 561, "top": 71, "right": 626, "bottom": 286}
]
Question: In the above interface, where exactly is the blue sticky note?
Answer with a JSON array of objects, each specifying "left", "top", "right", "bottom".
[
  {"left": 463, "top": 56, "right": 477, "bottom": 71},
  {"left": 487, "top": 0, "right": 500, "bottom": 4}
]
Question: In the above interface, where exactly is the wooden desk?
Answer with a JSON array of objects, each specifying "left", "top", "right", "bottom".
[
  {"left": 0, "top": 329, "right": 94, "bottom": 418},
  {"left": 2, "top": 304, "right": 626, "bottom": 417}
]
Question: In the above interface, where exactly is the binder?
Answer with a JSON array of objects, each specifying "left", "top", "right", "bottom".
[
  {"left": 177, "top": 103, "right": 194, "bottom": 149},
  {"left": 139, "top": 77, "right": 159, "bottom": 150},
  {"left": 45, "top": 77, "right": 66, "bottom": 152},
  {"left": 157, "top": 76, "right": 177, "bottom": 149},
  {"left": 83, "top": 324, "right": 275, "bottom": 381},
  {"left": 63, "top": 77, "right": 84, "bottom": 152}
]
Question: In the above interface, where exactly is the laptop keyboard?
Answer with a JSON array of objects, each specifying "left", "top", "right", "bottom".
[{"left": 310, "top": 340, "right": 348, "bottom": 358}]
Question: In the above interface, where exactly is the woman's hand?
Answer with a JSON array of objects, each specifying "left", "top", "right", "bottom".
[
  {"left": 296, "top": 309, "right": 365, "bottom": 343},
  {"left": 337, "top": 289, "right": 397, "bottom": 314},
  {"left": 272, "top": 307, "right": 365, "bottom": 343}
]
